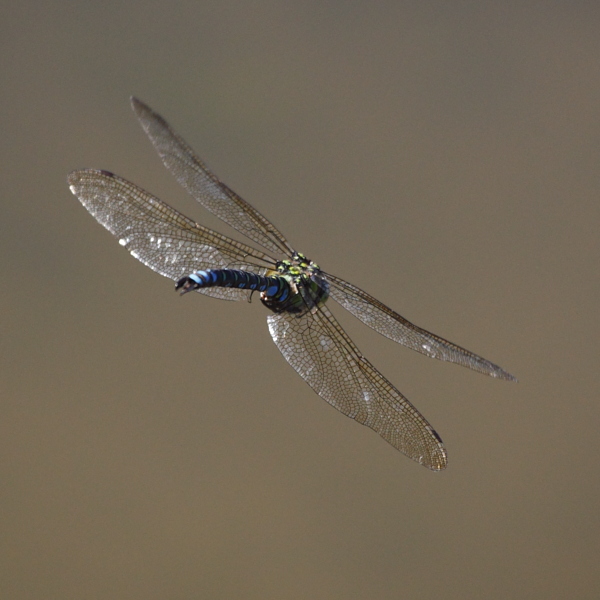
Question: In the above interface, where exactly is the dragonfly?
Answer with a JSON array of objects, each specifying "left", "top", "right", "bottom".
[{"left": 68, "top": 98, "right": 516, "bottom": 470}]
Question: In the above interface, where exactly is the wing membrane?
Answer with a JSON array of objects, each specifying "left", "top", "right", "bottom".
[
  {"left": 326, "top": 272, "right": 516, "bottom": 380},
  {"left": 68, "top": 169, "right": 276, "bottom": 301},
  {"left": 267, "top": 303, "right": 447, "bottom": 470},
  {"left": 131, "top": 98, "right": 294, "bottom": 257}
]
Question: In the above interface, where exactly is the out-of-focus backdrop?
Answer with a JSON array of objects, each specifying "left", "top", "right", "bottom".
[{"left": 2, "top": 3, "right": 598, "bottom": 599}]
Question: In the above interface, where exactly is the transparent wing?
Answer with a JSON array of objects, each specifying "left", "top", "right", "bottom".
[
  {"left": 267, "top": 302, "right": 447, "bottom": 470},
  {"left": 68, "top": 169, "right": 277, "bottom": 301},
  {"left": 326, "top": 272, "right": 516, "bottom": 381},
  {"left": 131, "top": 98, "right": 294, "bottom": 258}
]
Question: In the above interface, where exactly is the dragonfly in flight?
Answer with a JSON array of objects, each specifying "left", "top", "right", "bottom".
[{"left": 68, "top": 98, "right": 516, "bottom": 470}]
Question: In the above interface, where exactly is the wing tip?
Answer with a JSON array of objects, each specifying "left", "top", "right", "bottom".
[
  {"left": 490, "top": 367, "right": 518, "bottom": 382},
  {"left": 66, "top": 170, "right": 80, "bottom": 187},
  {"left": 130, "top": 96, "right": 148, "bottom": 115},
  {"left": 411, "top": 428, "right": 448, "bottom": 471},
  {"left": 422, "top": 449, "right": 448, "bottom": 471},
  {"left": 67, "top": 169, "right": 115, "bottom": 184}
]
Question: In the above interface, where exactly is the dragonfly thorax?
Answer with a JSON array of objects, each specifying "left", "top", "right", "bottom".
[
  {"left": 275, "top": 252, "right": 320, "bottom": 274},
  {"left": 261, "top": 252, "right": 329, "bottom": 315}
]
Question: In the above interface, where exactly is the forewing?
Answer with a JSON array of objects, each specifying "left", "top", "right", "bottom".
[
  {"left": 267, "top": 303, "right": 447, "bottom": 470},
  {"left": 326, "top": 273, "right": 516, "bottom": 381},
  {"left": 131, "top": 98, "right": 294, "bottom": 257},
  {"left": 68, "top": 169, "right": 276, "bottom": 301}
]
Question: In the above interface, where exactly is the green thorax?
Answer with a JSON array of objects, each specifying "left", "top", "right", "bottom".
[{"left": 261, "top": 252, "right": 329, "bottom": 315}]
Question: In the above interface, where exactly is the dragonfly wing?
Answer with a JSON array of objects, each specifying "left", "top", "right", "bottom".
[
  {"left": 326, "top": 273, "right": 516, "bottom": 381},
  {"left": 267, "top": 303, "right": 447, "bottom": 470},
  {"left": 68, "top": 169, "right": 276, "bottom": 301},
  {"left": 131, "top": 98, "right": 294, "bottom": 257}
]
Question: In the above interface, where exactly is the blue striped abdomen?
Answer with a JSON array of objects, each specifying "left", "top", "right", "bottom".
[{"left": 176, "top": 269, "right": 291, "bottom": 303}]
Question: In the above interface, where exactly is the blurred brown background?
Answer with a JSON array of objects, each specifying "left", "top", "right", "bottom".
[{"left": 1, "top": 2, "right": 599, "bottom": 599}]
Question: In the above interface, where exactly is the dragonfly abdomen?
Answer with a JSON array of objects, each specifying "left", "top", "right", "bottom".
[{"left": 176, "top": 269, "right": 291, "bottom": 302}]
